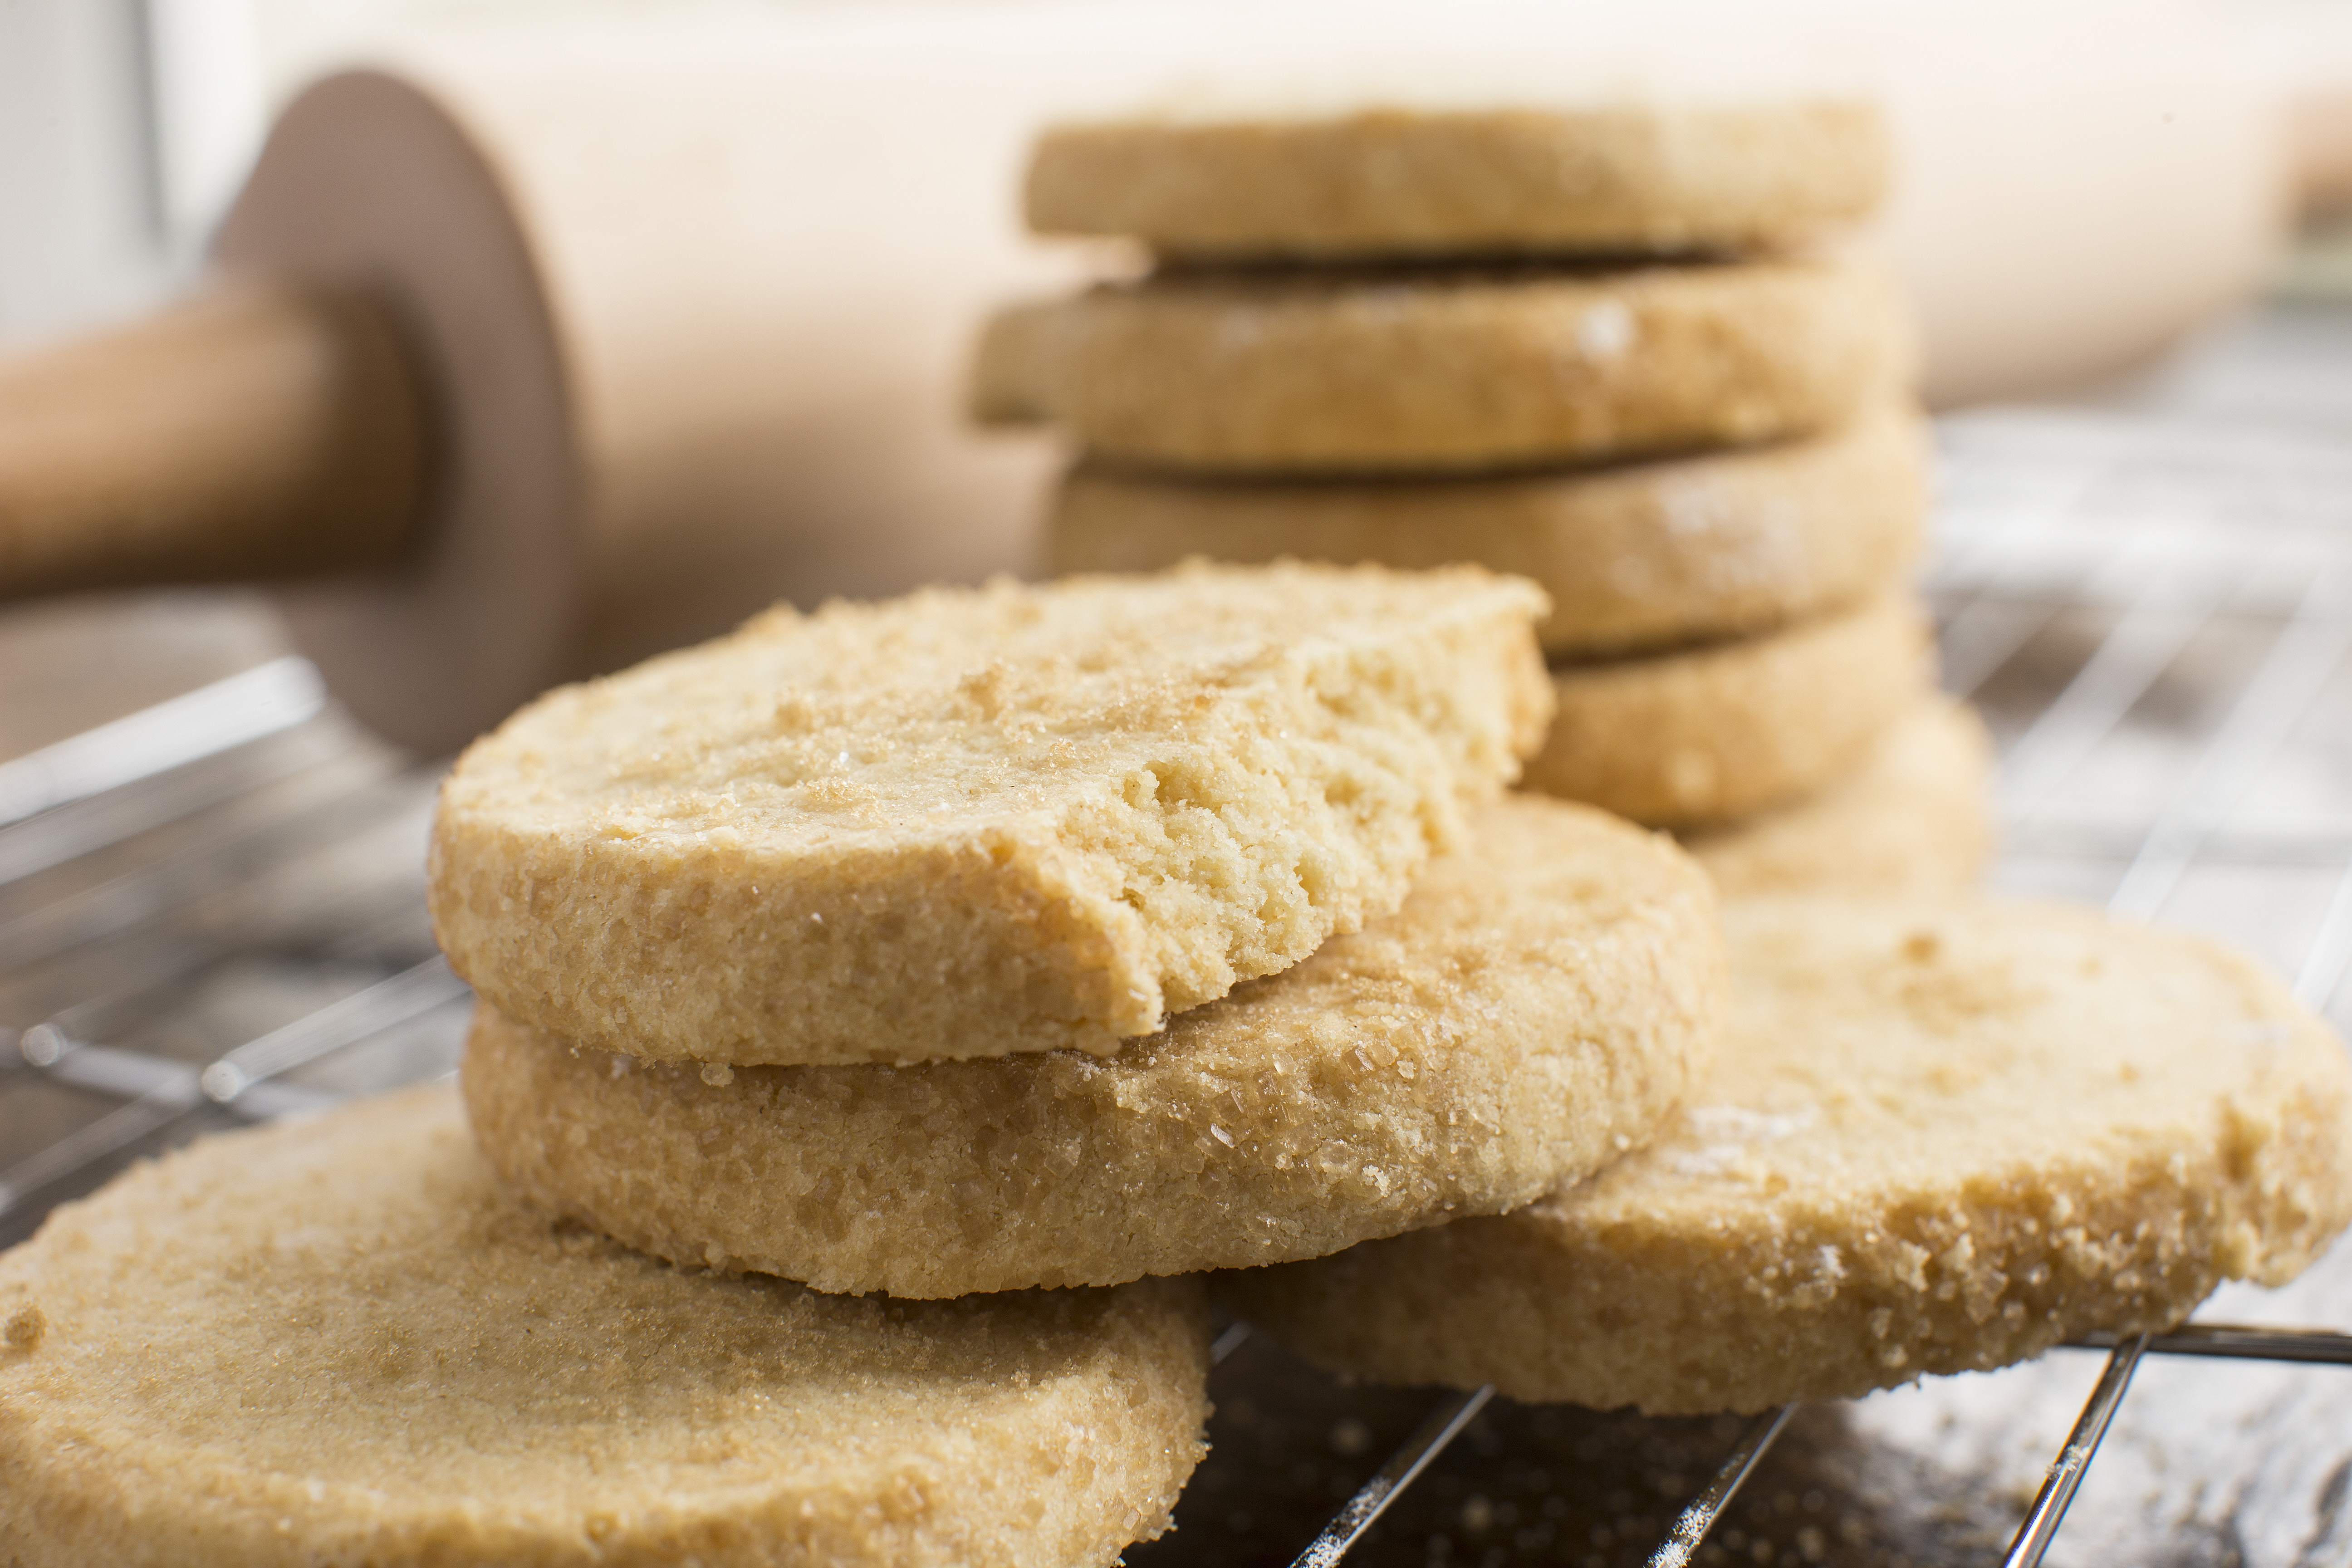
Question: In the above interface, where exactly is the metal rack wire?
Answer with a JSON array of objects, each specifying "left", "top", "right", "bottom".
[
  {"left": 0, "top": 667, "right": 462, "bottom": 1250},
  {"left": 5, "top": 391, "right": 2352, "bottom": 1565}
]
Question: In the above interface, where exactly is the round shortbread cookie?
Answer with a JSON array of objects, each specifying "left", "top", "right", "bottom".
[
  {"left": 1227, "top": 897, "right": 2352, "bottom": 1415},
  {"left": 430, "top": 563, "right": 1553, "bottom": 1068},
  {"left": 1684, "top": 699, "right": 1993, "bottom": 898},
  {"left": 1025, "top": 103, "right": 1889, "bottom": 259},
  {"left": 0, "top": 1086, "right": 1211, "bottom": 1568},
  {"left": 461, "top": 795, "right": 1722, "bottom": 1298},
  {"left": 1524, "top": 591, "right": 1931, "bottom": 828},
  {"left": 970, "top": 258, "right": 1911, "bottom": 473},
  {"left": 1047, "top": 407, "right": 1928, "bottom": 657}
]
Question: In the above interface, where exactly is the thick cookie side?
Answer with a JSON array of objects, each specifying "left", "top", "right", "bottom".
[
  {"left": 1684, "top": 699, "right": 1993, "bottom": 897},
  {"left": 1025, "top": 103, "right": 1890, "bottom": 257},
  {"left": 977, "top": 259, "right": 1913, "bottom": 473},
  {"left": 461, "top": 797, "right": 1723, "bottom": 1296},
  {"left": 1049, "top": 407, "right": 1928, "bottom": 657},
  {"left": 1526, "top": 591, "right": 1932, "bottom": 828}
]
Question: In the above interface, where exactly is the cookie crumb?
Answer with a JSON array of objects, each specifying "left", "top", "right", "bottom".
[{"left": 5, "top": 1303, "right": 47, "bottom": 1351}]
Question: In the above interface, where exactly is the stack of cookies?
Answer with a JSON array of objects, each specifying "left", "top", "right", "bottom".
[
  {"left": 437, "top": 564, "right": 1723, "bottom": 1304},
  {"left": 0, "top": 561, "right": 1730, "bottom": 1564},
  {"left": 5, "top": 559, "right": 2351, "bottom": 1563},
  {"left": 975, "top": 98, "right": 1993, "bottom": 897}
]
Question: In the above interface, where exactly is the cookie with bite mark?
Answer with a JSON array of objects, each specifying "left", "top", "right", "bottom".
[{"left": 430, "top": 562, "right": 1552, "bottom": 1067}]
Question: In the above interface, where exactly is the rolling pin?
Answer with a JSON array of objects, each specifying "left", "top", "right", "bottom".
[
  {"left": 0, "top": 0, "right": 2323, "bottom": 756},
  {"left": 0, "top": 16, "right": 1113, "bottom": 757}
]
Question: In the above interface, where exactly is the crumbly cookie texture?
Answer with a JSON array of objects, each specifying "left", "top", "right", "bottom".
[
  {"left": 1525, "top": 591, "right": 1931, "bottom": 828},
  {"left": 429, "top": 563, "right": 1552, "bottom": 1066},
  {"left": 464, "top": 795, "right": 1723, "bottom": 1298},
  {"left": 1048, "top": 407, "right": 1927, "bottom": 657},
  {"left": 1024, "top": 103, "right": 1889, "bottom": 259},
  {"left": 1228, "top": 897, "right": 2352, "bottom": 1416},
  {"left": 0, "top": 1086, "right": 1212, "bottom": 1568},
  {"left": 969, "top": 259, "right": 1912, "bottom": 473},
  {"left": 1685, "top": 699, "right": 1993, "bottom": 898}
]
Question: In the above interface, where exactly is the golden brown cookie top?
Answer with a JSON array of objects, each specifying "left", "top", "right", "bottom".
[
  {"left": 429, "top": 562, "right": 1550, "bottom": 1065},
  {"left": 1608, "top": 898, "right": 2343, "bottom": 1217},
  {"left": 1025, "top": 101, "right": 1889, "bottom": 258},
  {"left": 1231, "top": 897, "right": 2352, "bottom": 1414},
  {"left": 0, "top": 1086, "right": 1211, "bottom": 1568}
]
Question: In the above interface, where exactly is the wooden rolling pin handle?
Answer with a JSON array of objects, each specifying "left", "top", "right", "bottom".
[
  {"left": 2293, "top": 86, "right": 2352, "bottom": 217},
  {"left": 0, "top": 282, "right": 429, "bottom": 601}
]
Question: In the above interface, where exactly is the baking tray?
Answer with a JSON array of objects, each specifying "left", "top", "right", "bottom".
[{"left": 5, "top": 353, "right": 2352, "bottom": 1565}]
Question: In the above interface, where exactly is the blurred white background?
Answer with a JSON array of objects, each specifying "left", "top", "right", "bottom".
[{"left": 11, "top": 0, "right": 2352, "bottom": 365}]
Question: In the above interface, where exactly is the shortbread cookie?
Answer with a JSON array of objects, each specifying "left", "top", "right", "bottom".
[
  {"left": 1685, "top": 699, "right": 1993, "bottom": 897},
  {"left": 970, "top": 296, "right": 1074, "bottom": 424},
  {"left": 1049, "top": 407, "right": 1927, "bottom": 656},
  {"left": 971, "top": 259, "right": 1911, "bottom": 473},
  {"left": 1228, "top": 897, "right": 2352, "bottom": 1415},
  {"left": 430, "top": 563, "right": 1552, "bottom": 1067},
  {"left": 0, "top": 1086, "right": 1211, "bottom": 1567},
  {"left": 1026, "top": 103, "right": 1888, "bottom": 258},
  {"left": 1525, "top": 591, "right": 1930, "bottom": 827},
  {"left": 462, "top": 795, "right": 1721, "bottom": 1298}
]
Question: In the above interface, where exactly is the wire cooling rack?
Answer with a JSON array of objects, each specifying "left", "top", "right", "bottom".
[{"left": 5, "top": 372, "right": 2352, "bottom": 1565}]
